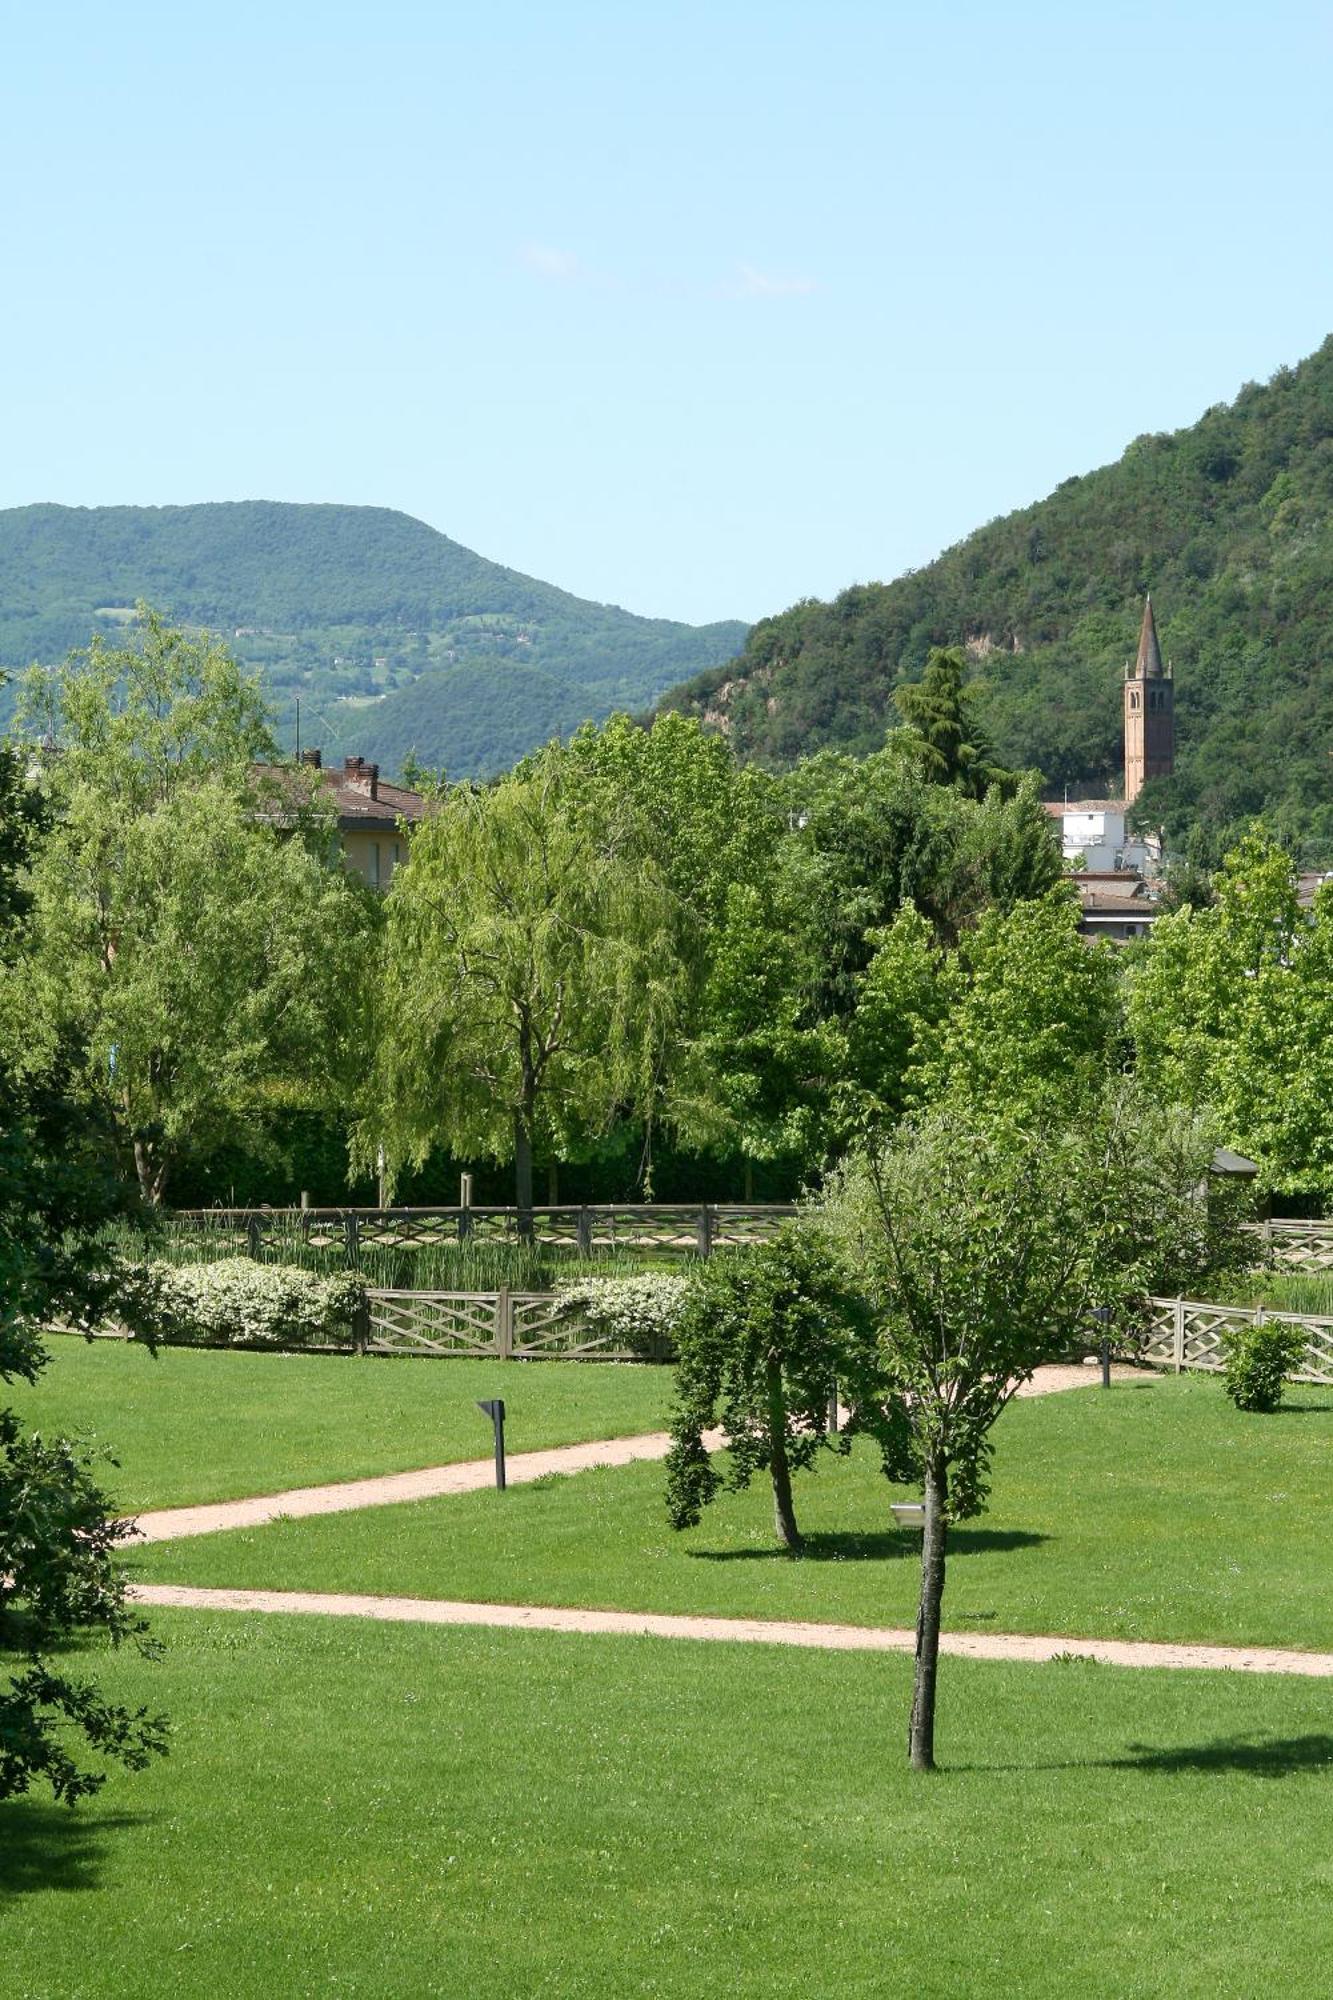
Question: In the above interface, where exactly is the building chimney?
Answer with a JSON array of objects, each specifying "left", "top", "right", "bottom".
[
  {"left": 341, "top": 755, "right": 378, "bottom": 799},
  {"left": 300, "top": 747, "right": 322, "bottom": 769}
]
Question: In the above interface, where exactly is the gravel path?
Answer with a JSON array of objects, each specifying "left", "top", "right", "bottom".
[
  {"left": 129, "top": 1582, "right": 1333, "bottom": 1678},
  {"left": 125, "top": 1362, "right": 1148, "bottom": 1545},
  {"left": 126, "top": 1427, "right": 722, "bottom": 1545}
]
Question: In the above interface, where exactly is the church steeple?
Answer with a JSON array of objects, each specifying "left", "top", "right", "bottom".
[
  {"left": 1135, "top": 593, "right": 1165, "bottom": 679},
  {"left": 1123, "top": 593, "right": 1175, "bottom": 805}
]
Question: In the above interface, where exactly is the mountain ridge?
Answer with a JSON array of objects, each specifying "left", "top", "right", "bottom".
[
  {"left": 0, "top": 501, "right": 747, "bottom": 777},
  {"left": 659, "top": 337, "right": 1333, "bottom": 856}
]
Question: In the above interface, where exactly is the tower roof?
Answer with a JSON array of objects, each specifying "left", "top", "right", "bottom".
[{"left": 1134, "top": 594, "right": 1164, "bottom": 678}]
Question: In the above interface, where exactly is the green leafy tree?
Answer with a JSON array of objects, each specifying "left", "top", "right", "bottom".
[
  {"left": 19, "top": 604, "right": 274, "bottom": 810},
  {"left": 561, "top": 714, "right": 834, "bottom": 1182},
  {"left": 664, "top": 1224, "right": 878, "bottom": 1552},
  {"left": 843, "top": 888, "right": 1123, "bottom": 1139},
  {"left": 925, "top": 888, "right": 1125, "bottom": 1122},
  {"left": 778, "top": 754, "right": 1061, "bottom": 1040},
  {"left": 827, "top": 1116, "right": 1096, "bottom": 1769},
  {"left": 778, "top": 756, "right": 974, "bottom": 1019},
  {"left": 1130, "top": 827, "right": 1333, "bottom": 1197},
  {"left": 0, "top": 743, "right": 167, "bottom": 1805},
  {"left": 17, "top": 616, "right": 372, "bottom": 1203},
  {"left": 957, "top": 773, "right": 1063, "bottom": 912},
  {"left": 25, "top": 777, "right": 369, "bottom": 1204},
  {"left": 839, "top": 902, "right": 954, "bottom": 1139},
  {"left": 826, "top": 1090, "right": 1250, "bottom": 1772},
  {"left": 366, "top": 750, "right": 688, "bottom": 1227}
]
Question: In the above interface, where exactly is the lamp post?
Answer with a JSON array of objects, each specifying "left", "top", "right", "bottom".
[
  {"left": 1091, "top": 1305, "right": 1111, "bottom": 1388},
  {"left": 477, "top": 1399, "right": 507, "bottom": 1490}
]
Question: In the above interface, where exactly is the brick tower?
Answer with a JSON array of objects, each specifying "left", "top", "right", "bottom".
[{"left": 1123, "top": 594, "right": 1174, "bottom": 805}]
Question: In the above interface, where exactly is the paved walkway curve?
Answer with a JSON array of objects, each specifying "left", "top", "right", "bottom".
[
  {"left": 126, "top": 1363, "right": 1145, "bottom": 1546},
  {"left": 128, "top": 1582, "right": 1333, "bottom": 1678}
]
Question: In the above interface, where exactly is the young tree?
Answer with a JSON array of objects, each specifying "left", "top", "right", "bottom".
[
  {"left": 826, "top": 1092, "right": 1249, "bottom": 1772},
  {"left": 664, "top": 1224, "right": 878, "bottom": 1551},
  {"left": 367, "top": 750, "right": 688, "bottom": 1226}
]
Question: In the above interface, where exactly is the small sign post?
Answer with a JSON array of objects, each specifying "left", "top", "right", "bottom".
[{"left": 477, "top": 1399, "right": 507, "bottom": 1490}]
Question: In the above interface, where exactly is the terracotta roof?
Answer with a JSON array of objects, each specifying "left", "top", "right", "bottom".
[{"left": 254, "top": 751, "right": 432, "bottom": 834}]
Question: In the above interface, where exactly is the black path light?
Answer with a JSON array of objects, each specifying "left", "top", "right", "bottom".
[
  {"left": 1091, "top": 1304, "right": 1112, "bottom": 1388},
  {"left": 477, "top": 1399, "right": 507, "bottom": 1490}
]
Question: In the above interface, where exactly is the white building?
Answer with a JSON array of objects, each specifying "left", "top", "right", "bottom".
[{"left": 1044, "top": 800, "right": 1157, "bottom": 874}]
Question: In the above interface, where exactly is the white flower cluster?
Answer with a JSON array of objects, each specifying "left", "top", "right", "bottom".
[
  {"left": 553, "top": 1273, "right": 691, "bottom": 1357},
  {"left": 144, "top": 1260, "right": 365, "bottom": 1349}
]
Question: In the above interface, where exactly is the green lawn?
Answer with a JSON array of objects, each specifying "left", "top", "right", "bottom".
[
  {"left": 15, "top": 1340, "right": 671, "bottom": 1511},
  {"left": 139, "top": 1375, "right": 1333, "bottom": 1651},
  {"left": 5, "top": 1610, "right": 1332, "bottom": 1998}
]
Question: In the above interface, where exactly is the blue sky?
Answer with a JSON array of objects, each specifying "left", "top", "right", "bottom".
[{"left": 3, "top": 2, "right": 1331, "bottom": 625}]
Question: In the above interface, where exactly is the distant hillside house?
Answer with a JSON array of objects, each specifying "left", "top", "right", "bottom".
[{"left": 298, "top": 749, "right": 430, "bottom": 887}]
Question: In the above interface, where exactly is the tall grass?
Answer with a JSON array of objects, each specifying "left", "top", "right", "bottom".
[
  {"left": 100, "top": 1217, "right": 655, "bottom": 1293},
  {"left": 1221, "top": 1267, "right": 1333, "bottom": 1317}
]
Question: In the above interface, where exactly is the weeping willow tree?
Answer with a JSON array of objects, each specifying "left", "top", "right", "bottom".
[{"left": 362, "top": 750, "right": 690, "bottom": 1226}]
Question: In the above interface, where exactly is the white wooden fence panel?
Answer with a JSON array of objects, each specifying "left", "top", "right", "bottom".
[
  {"left": 1144, "top": 1296, "right": 1333, "bottom": 1385},
  {"left": 366, "top": 1291, "right": 500, "bottom": 1357}
]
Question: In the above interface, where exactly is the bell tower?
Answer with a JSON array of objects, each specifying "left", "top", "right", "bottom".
[{"left": 1123, "top": 594, "right": 1174, "bottom": 805}]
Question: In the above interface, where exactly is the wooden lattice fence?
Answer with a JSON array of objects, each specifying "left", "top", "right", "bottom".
[
  {"left": 1254, "top": 1219, "right": 1333, "bottom": 1271},
  {"left": 172, "top": 1203, "right": 796, "bottom": 1261},
  {"left": 364, "top": 1288, "right": 668, "bottom": 1361},
  {"left": 1142, "top": 1296, "right": 1333, "bottom": 1385}
]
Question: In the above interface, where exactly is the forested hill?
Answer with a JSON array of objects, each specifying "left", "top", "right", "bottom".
[
  {"left": 0, "top": 502, "right": 747, "bottom": 778},
  {"left": 660, "top": 337, "right": 1333, "bottom": 856}
]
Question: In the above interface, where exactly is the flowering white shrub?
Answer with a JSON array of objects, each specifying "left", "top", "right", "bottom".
[
  {"left": 552, "top": 1274, "right": 690, "bottom": 1357},
  {"left": 138, "top": 1260, "right": 365, "bottom": 1349}
]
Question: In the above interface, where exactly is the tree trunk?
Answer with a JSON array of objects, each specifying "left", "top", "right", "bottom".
[
  {"left": 909, "top": 1455, "right": 948, "bottom": 1771},
  {"left": 514, "top": 1110, "right": 535, "bottom": 1244},
  {"left": 765, "top": 1351, "right": 802, "bottom": 1552},
  {"left": 131, "top": 1130, "right": 168, "bottom": 1206}
]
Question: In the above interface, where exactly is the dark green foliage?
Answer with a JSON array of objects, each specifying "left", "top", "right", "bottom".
[
  {"left": 0, "top": 502, "right": 746, "bottom": 781},
  {"left": 664, "top": 1224, "right": 878, "bottom": 1549},
  {"left": 1221, "top": 1320, "right": 1308, "bottom": 1413},
  {"left": 0, "top": 1053, "right": 169, "bottom": 1805},
  {"left": 0, "top": 743, "right": 167, "bottom": 1806},
  {"left": 892, "top": 646, "right": 1015, "bottom": 798},
  {"left": 778, "top": 751, "right": 1062, "bottom": 1026},
  {"left": 662, "top": 338, "right": 1333, "bottom": 858}
]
